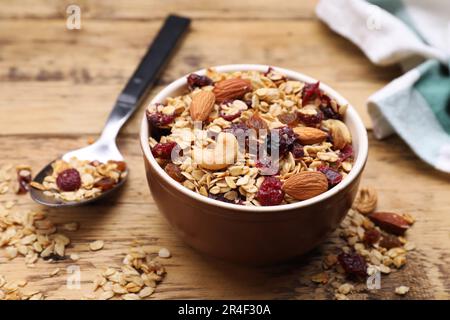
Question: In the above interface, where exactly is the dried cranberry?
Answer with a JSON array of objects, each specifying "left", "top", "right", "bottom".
[
  {"left": 337, "top": 252, "right": 367, "bottom": 279},
  {"left": 317, "top": 166, "right": 342, "bottom": 188},
  {"left": 297, "top": 110, "right": 324, "bottom": 127},
  {"left": 56, "top": 168, "right": 81, "bottom": 192},
  {"left": 302, "top": 81, "right": 321, "bottom": 105},
  {"left": 363, "top": 229, "right": 381, "bottom": 245},
  {"left": 379, "top": 234, "right": 402, "bottom": 249},
  {"left": 94, "top": 177, "right": 116, "bottom": 191},
  {"left": 146, "top": 110, "right": 175, "bottom": 127},
  {"left": 291, "top": 141, "right": 304, "bottom": 158},
  {"left": 16, "top": 169, "right": 32, "bottom": 194},
  {"left": 267, "top": 126, "right": 296, "bottom": 157},
  {"left": 339, "top": 145, "right": 353, "bottom": 161},
  {"left": 164, "top": 163, "right": 185, "bottom": 182},
  {"left": 187, "top": 73, "right": 213, "bottom": 90},
  {"left": 151, "top": 142, "right": 178, "bottom": 160},
  {"left": 256, "top": 176, "right": 284, "bottom": 206}
]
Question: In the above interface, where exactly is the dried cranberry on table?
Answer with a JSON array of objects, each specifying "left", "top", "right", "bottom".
[
  {"left": 16, "top": 168, "right": 32, "bottom": 194},
  {"left": 94, "top": 177, "right": 116, "bottom": 191},
  {"left": 337, "top": 252, "right": 367, "bottom": 279},
  {"left": 301, "top": 81, "right": 321, "bottom": 105},
  {"left": 56, "top": 168, "right": 81, "bottom": 192},
  {"left": 256, "top": 176, "right": 284, "bottom": 206},
  {"left": 187, "top": 73, "right": 213, "bottom": 90},
  {"left": 317, "top": 166, "right": 342, "bottom": 188},
  {"left": 151, "top": 141, "right": 178, "bottom": 160}
]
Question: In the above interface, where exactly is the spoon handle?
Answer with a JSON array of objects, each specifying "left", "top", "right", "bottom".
[{"left": 100, "top": 15, "right": 191, "bottom": 141}]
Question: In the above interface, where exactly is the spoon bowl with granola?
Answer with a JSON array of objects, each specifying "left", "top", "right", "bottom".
[{"left": 140, "top": 64, "right": 368, "bottom": 265}]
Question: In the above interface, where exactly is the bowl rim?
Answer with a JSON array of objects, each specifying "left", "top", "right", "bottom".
[{"left": 140, "top": 64, "right": 368, "bottom": 213}]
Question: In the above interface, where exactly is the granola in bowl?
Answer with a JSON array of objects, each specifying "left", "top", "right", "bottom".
[
  {"left": 30, "top": 158, "right": 127, "bottom": 202},
  {"left": 147, "top": 67, "right": 354, "bottom": 207}
]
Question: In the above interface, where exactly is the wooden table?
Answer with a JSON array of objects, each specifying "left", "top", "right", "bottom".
[{"left": 0, "top": 0, "right": 448, "bottom": 300}]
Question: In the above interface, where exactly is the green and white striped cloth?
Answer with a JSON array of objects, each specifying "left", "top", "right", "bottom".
[{"left": 317, "top": 0, "right": 450, "bottom": 173}]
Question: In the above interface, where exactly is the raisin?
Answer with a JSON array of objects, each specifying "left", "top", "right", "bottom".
[
  {"left": 278, "top": 113, "right": 298, "bottom": 126},
  {"left": 317, "top": 166, "right": 342, "bottom": 187},
  {"left": 164, "top": 163, "right": 185, "bottom": 182},
  {"left": 94, "top": 177, "right": 116, "bottom": 191},
  {"left": 363, "top": 229, "right": 381, "bottom": 245},
  {"left": 291, "top": 141, "right": 304, "bottom": 159},
  {"left": 379, "top": 234, "right": 402, "bottom": 249},
  {"left": 187, "top": 73, "right": 213, "bottom": 90},
  {"left": 320, "top": 106, "right": 342, "bottom": 120},
  {"left": 256, "top": 176, "right": 284, "bottom": 206},
  {"left": 108, "top": 160, "right": 127, "bottom": 172},
  {"left": 337, "top": 252, "right": 367, "bottom": 279},
  {"left": 56, "top": 168, "right": 81, "bottom": 192},
  {"left": 246, "top": 113, "right": 268, "bottom": 131},
  {"left": 16, "top": 169, "right": 32, "bottom": 194},
  {"left": 297, "top": 110, "right": 324, "bottom": 127},
  {"left": 151, "top": 142, "right": 178, "bottom": 160},
  {"left": 301, "top": 81, "right": 321, "bottom": 105}
]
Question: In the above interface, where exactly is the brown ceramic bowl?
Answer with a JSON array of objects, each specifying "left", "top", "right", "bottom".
[{"left": 140, "top": 64, "right": 368, "bottom": 265}]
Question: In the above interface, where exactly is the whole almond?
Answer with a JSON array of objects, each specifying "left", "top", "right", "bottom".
[
  {"left": 190, "top": 91, "right": 215, "bottom": 122},
  {"left": 282, "top": 171, "right": 328, "bottom": 200},
  {"left": 369, "top": 212, "right": 411, "bottom": 235},
  {"left": 323, "top": 119, "right": 351, "bottom": 150},
  {"left": 213, "top": 78, "right": 252, "bottom": 103},
  {"left": 293, "top": 127, "right": 328, "bottom": 145}
]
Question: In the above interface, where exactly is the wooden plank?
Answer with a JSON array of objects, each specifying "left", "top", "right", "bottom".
[
  {"left": 0, "top": 134, "right": 448, "bottom": 299},
  {"left": 0, "top": 20, "right": 400, "bottom": 135},
  {"left": 0, "top": 0, "right": 318, "bottom": 20}
]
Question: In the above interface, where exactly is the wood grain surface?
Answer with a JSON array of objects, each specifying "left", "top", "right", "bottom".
[{"left": 0, "top": 0, "right": 448, "bottom": 300}]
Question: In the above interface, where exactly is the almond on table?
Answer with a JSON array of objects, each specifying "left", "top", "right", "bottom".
[{"left": 147, "top": 68, "right": 354, "bottom": 206}]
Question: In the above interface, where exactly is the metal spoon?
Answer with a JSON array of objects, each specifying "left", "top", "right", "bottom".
[{"left": 30, "top": 15, "right": 190, "bottom": 207}]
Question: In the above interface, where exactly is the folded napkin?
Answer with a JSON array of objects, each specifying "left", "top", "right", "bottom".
[{"left": 316, "top": 0, "right": 450, "bottom": 173}]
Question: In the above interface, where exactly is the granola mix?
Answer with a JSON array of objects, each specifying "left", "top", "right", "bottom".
[
  {"left": 30, "top": 158, "right": 127, "bottom": 202},
  {"left": 147, "top": 68, "right": 354, "bottom": 206}
]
